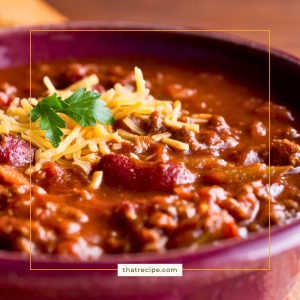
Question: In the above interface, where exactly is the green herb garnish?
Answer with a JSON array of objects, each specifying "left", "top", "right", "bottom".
[{"left": 30, "top": 88, "right": 114, "bottom": 147}]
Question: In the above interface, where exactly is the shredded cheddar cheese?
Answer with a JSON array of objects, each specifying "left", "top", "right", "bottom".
[
  {"left": 89, "top": 171, "right": 103, "bottom": 190},
  {"left": 0, "top": 67, "right": 209, "bottom": 174}
]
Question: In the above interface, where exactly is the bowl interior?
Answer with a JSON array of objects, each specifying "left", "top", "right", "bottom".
[{"left": 0, "top": 23, "right": 299, "bottom": 269}]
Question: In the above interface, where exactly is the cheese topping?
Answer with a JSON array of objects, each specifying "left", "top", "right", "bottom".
[{"left": 0, "top": 67, "right": 210, "bottom": 174}]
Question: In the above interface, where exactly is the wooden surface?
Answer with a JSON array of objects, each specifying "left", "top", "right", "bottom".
[
  {"left": 1, "top": 0, "right": 299, "bottom": 299},
  {"left": 289, "top": 274, "right": 300, "bottom": 300},
  {"left": 47, "top": 0, "right": 300, "bottom": 57},
  {"left": 0, "top": 0, "right": 66, "bottom": 26}
]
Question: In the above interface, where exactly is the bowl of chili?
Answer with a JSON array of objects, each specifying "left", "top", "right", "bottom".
[{"left": 0, "top": 22, "right": 299, "bottom": 300}]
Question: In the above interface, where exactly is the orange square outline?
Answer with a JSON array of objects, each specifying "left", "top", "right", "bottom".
[{"left": 29, "top": 28, "right": 271, "bottom": 272}]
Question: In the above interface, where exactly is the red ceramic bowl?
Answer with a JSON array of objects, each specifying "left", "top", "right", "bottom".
[{"left": 0, "top": 22, "right": 300, "bottom": 300}]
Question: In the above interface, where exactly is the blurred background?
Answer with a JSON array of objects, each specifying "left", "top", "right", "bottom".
[
  {"left": 0, "top": 0, "right": 299, "bottom": 299},
  {"left": 0, "top": 0, "right": 299, "bottom": 56}
]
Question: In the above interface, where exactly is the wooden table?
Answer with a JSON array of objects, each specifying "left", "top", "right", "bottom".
[
  {"left": 48, "top": 0, "right": 300, "bottom": 57},
  {"left": 0, "top": 0, "right": 66, "bottom": 26},
  {"left": 1, "top": 0, "right": 299, "bottom": 298}
]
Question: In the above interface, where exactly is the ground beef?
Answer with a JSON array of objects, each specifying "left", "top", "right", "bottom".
[
  {"left": 208, "top": 115, "right": 231, "bottom": 135},
  {"left": 274, "top": 127, "right": 300, "bottom": 139},
  {"left": 229, "top": 148, "right": 262, "bottom": 166},
  {"left": 255, "top": 103, "right": 294, "bottom": 122},
  {"left": 148, "top": 111, "right": 167, "bottom": 134},
  {"left": 166, "top": 83, "right": 197, "bottom": 100},
  {"left": 172, "top": 127, "right": 202, "bottom": 152},
  {"left": 249, "top": 121, "right": 267, "bottom": 138},
  {"left": 261, "top": 139, "right": 300, "bottom": 166},
  {"left": 60, "top": 63, "right": 98, "bottom": 85}
]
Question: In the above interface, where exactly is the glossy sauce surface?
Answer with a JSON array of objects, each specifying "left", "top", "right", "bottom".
[{"left": 0, "top": 59, "right": 299, "bottom": 259}]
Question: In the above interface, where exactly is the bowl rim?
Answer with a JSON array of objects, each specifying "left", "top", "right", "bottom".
[
  {"left": 1, "top": 21, "right": 299, "bottom": 63},
  {"left": 0, "top": 21, "right": 299, "bottom": 268}
]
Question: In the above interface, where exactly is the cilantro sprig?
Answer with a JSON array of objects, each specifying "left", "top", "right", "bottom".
[{"left": 30, "top": 88, "right": 114, "bottom": 147}]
